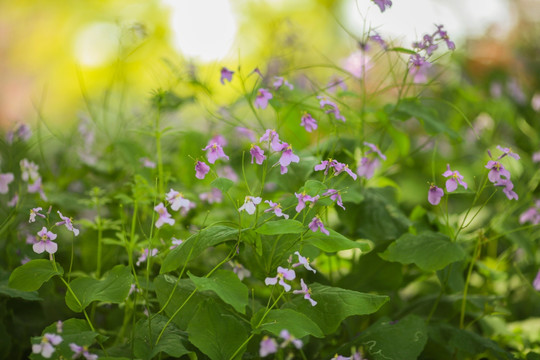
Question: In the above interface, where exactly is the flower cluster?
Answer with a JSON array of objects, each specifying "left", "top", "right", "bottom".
[
  {"left": 427, "top": 163, "right": 467, "bottom": 205},
  {"left": 315, "top": 159, "right": 357, "bottom": 180},
  {"left": 357, "top": 142, "right": 386, "bottom": 179},
  {"left": 486, "top": 146, "right": 519, "bottom": 200},
  {"left": 32, "top": 333, "right": 63, "bottom": 358}
]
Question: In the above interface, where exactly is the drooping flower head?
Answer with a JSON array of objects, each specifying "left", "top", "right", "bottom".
[
  {"left": 259, "top": 336, "right": 278, "bottom": 357},
  {"left": 372, "top": 0, "right": 392, "bottom": 12},
  {"left": 442, "top": 164, "right": 467, "bottom": 192},
  {"left": 273, "top": 76, "right": 294, "bottom": 90},
  {"left": 428, "top": 184, "right": 444, "bottom": 205},
  {"left": 220, "top": 67, "right": 234, "bottom": 85},
  {"left": 154, "top": 203, "right": 175, "bottom": 228},
  {"left": 33, "top": 227, "right": 58, "bottom": 255},
  {"left": 300, "top": 112, "right": 318, "bottom": 132},
  {"left": 494, "top": 179, "right": 518, "bottom": 200},
  {"left": 295, "top": 192, "right": 319, "bottom": 213},
  {"left": 195, "top": 161, "right": 210, "bottom": 180},
  {"left": 166, "top": 189, "right": 192, "bottom": 212},
  {"left": 264, "top": 266, "right": 296, "bottom": 292},
  {"left": 292, "top": 251, "right": 316, "bottom": 273},
  {"left": 32, "top": 333, "right": 62, "bottom": 358},
  {"left": 56, "top": 211, "right": 80, "bottom": 236},
  {"left": 264, "top": 200, "right": 289, "bottom": 219},
  {"left": 0, "top": 173, "right": 14, "bottom": 194},
  {"left": 254, "top": 88, "right": 273, "bottom": 109},
  {"left": 309, "top": 216, "right": 329, "bottom": 235},
  {"left": 293, "top": 279, "right": 317, "bottom": 306},
  {"left": 203, "top": 143, "right": 229, "bottom": 164},
  {"left": 323, "top": 189, "right": 345, "bottom": 210},
  {"left": 250, "top": 144, "right": 266, "bottom": 165},
  {"left": 239, "top": 196, "right": 262, "bottom": 215}
]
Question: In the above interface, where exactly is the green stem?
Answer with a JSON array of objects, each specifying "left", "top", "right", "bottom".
[
  {"left": 460, "top": 235, "right": 482, "bottom": 329},
  {"left": 155, "top": 105, "right": 164, "bottom": 196}
]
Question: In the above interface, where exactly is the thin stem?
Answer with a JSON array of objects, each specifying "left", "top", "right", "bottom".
[{"left": 460, "top": 235, "right": 483, "bottom": 329}]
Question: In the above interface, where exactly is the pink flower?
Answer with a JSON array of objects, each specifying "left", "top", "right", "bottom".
[
  {"left": 264, "top": 266, "right": 296, "bottom": 292},
  {"left": 70, "top": 343, "right": 98, "bottom": 360},
  {"left": 278, "top": 143, "right": 300, "bottom": 168},
  {"left": 236, "top": 127, "right": 257, "bottom": 142},
  {"left": 279, "top": 329, "right": 303, "bottom": 349},
  {"left": 217, "top": 165, "right": 239, "bottom": 182},
  {"left": 239, "top": 196, "right": 262, "bottom": 215},
  {"left": 254, "top": 88, "right": 273, "bottom": 109},
  {"left": 136, "top": 248, "right": 158, "bottom": 267},
  {"left": 29, "top": 207, "right": 45, "bottom": 223},
  {"left": 292, "top": 251, "right": 316, "bottom": 273},
  {"left": 230, "top": 261, "right": 251, "bottom": 281},
  {"left": 373, "top": 0, "right": 392, "bottom": 12},
  {"left": 534, "top": 269, "right": 540, "bottom": 291},
  {"left": 293, "top": 279, "right": 317, "bottom": 306},
  {"left": 357, "top": 157, "right": 380, "bottom": 179},
  {"left": 259, "top": 336, "right": 278, "bottom": 357},
  {"left": 309, "top": 216, "right": 329, "bottom": 235},
  {"left": 199, "top": 188, "right": 223, "bottom": 204},
  {"left": 496, "top": 145, "right": 520, "bottom": 160},
  {"left": 273, "top": 76, "right": 294, "bottom": 90},
  {"left": 409, "top": 54, "right": 431, "bottom": 83},
  {"left": 154, "top": 203, "right": 175, "bottom": 228},
  {"left": 519, "top": 200, "right": 540, "bottom": 225},
  {"left": 203, "top": 143, "right": 229, "bottom": 164},
  {"left": 295, "top": 192, "right": 319, "bottom": 212},
  {"left": 56, "top": 211, "right": 80, "bottom": 236},
  {"left": 220, "top": 67, "right": 234, "bottom": 85},
  {"left": 264, "top": 200, "right": 289, "bottom": 219},
  {"left": 33, "top": 227, "right": 58, "bottom": 254},
  {"left": 485, "top": 160, "right": 511, "bottom": 183},
  {"left": 317, "top": 96, "right": 346, "bottom": 122},
  {"left": 166, "top": 189, "right": 192, "bottom": 212},
  {"left": 140, "top": 157, "right": 156, "bottom": 168},
  {"left": 20, "top": 158, "right": 40, "bottom": 182},
  {"left": 428, "top": 184, "right": 444, "bottom": 205},
  {"left": 32, "top": 333, "right": 62, "bottom": 358},
  {"left": 195, "top": 161, "right": 210, "bottom": 179},
  {"left": 250, "top": 145, "right": 266, "bottom": 165},
  {"left": 0, "top": 173, "right": 14, "bottom": 194},
  {"left": 208, "top": 134, "right": 227, "bottom": 147},
  {"left": 170, "top": 237, "right": 183, "bottom": 250},
  {"left": 442, "top": 164, "right": 467, "bottom": 192},
  {"left": 343, "top": 50, "right": 373, "bottom": 79},
  {"left": 300, "top": 112, "right": 318, "bottom": 132},
  {"left": 260, "top": 129, "right": 283, "bottom": 152},
  {"left": 327, "top": 76, "right": 347, "bottom": 93},
  {"left": 323, "top": 189, "right": 345, "bottom": 210},
  {"left": 494, "top": 179, "right": 518, "bottom": 200}
]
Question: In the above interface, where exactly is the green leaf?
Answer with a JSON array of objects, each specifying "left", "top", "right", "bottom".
[
  {"left": 304, "top": 229, "right": 372, "bottom": 253},
  {"left": 8, "top": 260, "right": 63, "bottom": 292},
  {"left": 302, "top": 180, "right": 327, "bottom": 196},
  {"left": 0, "top": 279, "right": 41, "bottom": 301},
  {"left": 134, "top": 314, "right": 192, "bottom": 360},
  {"left": 252, "top": 308, "right": 324, "bottom": 338},
  {"left": 187, "top": 299, "right": 249, "bottom": 360},
  {"left": 161, "top": 226, "right": 243, "bottom": 274},
  {"left": 211, "top": 177, "right": 234, "bottom": 193},
  {"left": 64, "top": 265, "right": 133, "bottom": 312},
  {"left": 255, "top": 219, "right": 304, "bottom": 235},
  {"left": 354, "top": 315, "right": 427, "bottom": 360},
  {"left": 288, "top": 283, "right": 389, "bottom": 335},
  {"left": 388, "top": 47, "right": 417, "bottom": 55},
  {"left": 380, "top": 232, "right": 467, "bottom": 271},
  {"left": 188, "top": 270, "right": 249, "bottom": 314}
]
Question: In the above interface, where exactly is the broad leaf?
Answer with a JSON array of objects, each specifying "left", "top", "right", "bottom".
[
  {"left": 255, "top": 219, "right": 304, "bottom": 235},
  {"left": 252, "top": 308, "right": 324, "bottom": 338},
  {"left": 188, "top": 270, "right": 249, "bottom": 314},
  {"left": 288, "top": 283, "right": 389, "bottom": 335},
  {"left": 9, "top": 260, "right": 63, "bottom": 292},
  {"left": 133, "top": 315, "right": 192, "bottom": 360},
  {"left": 161, "top": 226, "right": 243, "bottom": 273},
  {"left": 211, "top": 177, "right": 234, "bottom": 193},
  {"left": 187, "top": 299, "right": 249, "bottom": 360},
  {"left": 304, "top": 229, "right": 372, "bottom": 253},
  {"left": 380, "top": 232, "right": 466, "bottom": 271},
  {"left": 0, "top": 279, "right": 41, "bottom": 301},
  {"left": 65, "top": 265, "right": 133, "bottom": 312}
]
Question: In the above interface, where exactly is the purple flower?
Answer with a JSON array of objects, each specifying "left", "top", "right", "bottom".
[
  {"left": 332, "top": 161, "right": 357, "bottom": 180},
  {"left": 533, "top": 151, "right": 540, "bottom": 163},
  {"left": 33, "top": 227, "right": 58, "bottom": 254},
  {"left": 260, "top": 129, "right": 283, "bottom": 152},
  {"left": 520, "top": 200, "right": 540, "bottom": 225},
  {"left": 195, "top": 161, "right": 210, "bottom": 179},
  {"left": 323, "top": 189, "right": 345, "bottom": 210},
  {"left": 264, "top": 266, "right": 296, "bottom": 292},
  {"left": 278, "top": 143, "right": 300, "bottom": 169},
  {"left": 136, "top": 248, "right": 158, "bottom": 267},
  {"left": 373, "top": 0, "right": 392, "bottom": 12},
  {"left": 300, "top": 112, "right": 318, "bottom": 132},
  {"left": 236, "top": 127, "right": 257, "bottom": 142},
  {"left": 357, "top": 157, "right": 380, "bottom": 179},
  {"left": 140, "top": 157, "right": 156, "bottom": 168},
  {"left": 250, "top": 144, "right": 266, "bottom": 165},
  {"left": 70, "top": 343, "right": 98, "bottom": 360},
  {"left": 208, "top": 134, "right": 227, "bottom": 147},
  {"left": 295, "top": 192, "right": 319, "bottom": 212},
  {"left": 293, "top": 278, "right": 317, "bottom": 306},
  {"left": 428, "top": 184, "right": 444, "bottom": 205},
  {"left": 199, "top": 188, "right": 223, "bottom": 204},
  {"left": 343, "top": 50, "right": 373, "bottom": 79},
  {"left": 166, "top": 189, "right": 192, "bottom": 212},
  {"left": 496, "top": 145, "right": 520, "bottom": 160},
  {"left": 370, "top": 32, "right": 388, "bottom": 50},
  {"left": 279, "top": 329, "right": 303, "bottom": 349},
  {"left": 217, "top": 165, "right": 239, "bottom": 182},
  {"left": 259, "top": 336, "right": 278, "bottom": 357},
  {"left": 27, "top": 176, "right": 47, "bottom": 201},
  {"left": 264, "top": 200, "right": 289, "bottom": 219},
  {"left": 364, "top": 142, "right": 387, "bottom": 160},
  {"left": 254, "top": 88, "right": 273, "bottom": 109},
  {"left": 32, "top": 333, "right": 62, "bottom": 358},
  {"left": 239, "top": 196, "right": 262, "bottom": 215},
  {"left": 203, "top": 143, "right": 229, "bottom": 164},
  {"left": 29, "top": 207, "right": 45, "bottom": 223},
  {"left": 20, "top": 158, "right": 40, "bottom": 182},
  {"left": 309, "top": 216, "right": 329, "bottom": 235},
  {"left": 327, "top": 76, "right": 347, "bottom": 93},
  {"left": 485, "top": 160, "right": 511, "bottom": 183},
  {"left": 435, "top": 24, "right": 455, "bottom": 51},
  {"left": 170, "top": 237, "right": 183, "bottom": 249},
  {"left": 273, "top": 76, "right": 294, "bottom": 90},
  {"left": 154, "top": 203, "right": 175, "bottom": 228},
  {"left": 442, "top": 164, "right": 468, "bottom": 192},
  {"left": 292, "top": 251, "right": 316, "bottom": 273},
  {"left": 494, "top": 179, "right": 518, "bottom": 200},
  {"left": 230, "top": 261, "right": 251, "bottom": 280},
  {"left": 534, "top": 269, "right": 540, "bottom": 291},
  {"left": 220, "top": 67, "right": 234, "bottom": 85},
  {"left": 56, "top": 211, "right": 80, "bottom": 236},
  {"left": 409, "top": 54, "right": 431, "bottom": 83},
  {"left": 317, "top": 96, "right": 346, "bottom": 122},
  {"left": 0, "top": 173, "right": 14, "bottom": 194}
]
